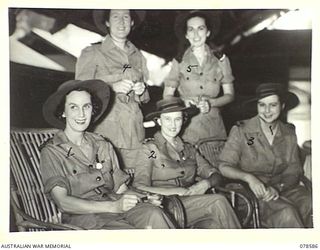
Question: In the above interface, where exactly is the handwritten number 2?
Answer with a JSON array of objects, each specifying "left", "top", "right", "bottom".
[
  {"left": 247, "top": 137, "right": 255, "bottom": 146},
  {"left": 148, "top": 150, "right": 156, "bottom": 159}
]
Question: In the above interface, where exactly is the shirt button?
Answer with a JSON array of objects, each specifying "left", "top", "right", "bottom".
[
  {"left": 186, "top": 77, "right": 189, "bottom": 80},
  {"left": 214, "top": 78, "right": 217, "bottom": 81},
  {"left": 200, "top": 86, "right": 203, "bottom": 89},
  {"left": 200, "top": 72, "right": 203, "bottom": 76},
  {"left": 96, "top": 176, "right": 102, "bottom": 181},
  {"left": 73, "top": 170, "right": 77, "bottom": 174}
]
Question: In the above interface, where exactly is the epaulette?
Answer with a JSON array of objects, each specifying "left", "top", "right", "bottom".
[
  {"left": 285, "top": 122, "right": 296, "bottom": 130},
  {"left": 91, "top": 41, "right": 102, "bottom": 45},
  {"left": 143, "top": 138, "right": 155, "bottom": 144},
  {"left": 39, "top": 137, "right": 54, "bottom": 151},
  {"left": 235, "top": 120, "right": 245, "bottom": 127},
  {"left": 97, "top": 134, "right": 113, "bottom": 143}
]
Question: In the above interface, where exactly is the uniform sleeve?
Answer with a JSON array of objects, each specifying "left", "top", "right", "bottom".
[
  {"left": 138, "top": 54, "right": 150, "bottom": 103},
  {"left": 219, "top": 55, "right": 235, "bottom": 84},
  {"left": 195, "top": 150, "right": 219, "bottom": 179},
  {"left": 40, "top": 146, "right": 71, "bottom": 198},
  {"left": 75, "top": 46, "right": 123, "bottom": 84},
  {"left": 104, "top": 142, "right": 129, "bottom": 192},
  {"left": 132, "top": 145, "right": 153, "bottom": 187},
  {"left": 75, "top": 46, "right": 99, "bottom": 80},
  {"left": 163, "top": 59, "right": 180, "bottom": 88},
  {"left": 218, "top": 125, "right": 242, "bottom": 169}
]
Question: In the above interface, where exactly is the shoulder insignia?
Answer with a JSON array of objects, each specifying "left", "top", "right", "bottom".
[
  {"left": 143, "top": 138, "right": 155, "bottom": 144},
  {"left": 39, "top": 137, "right": 54, "bottom": 151},
  {"left": 236, "top": 120, "right": 245, "bottom": 127},
  {"left": 91, "top": 41, "right": 102, "bottom": 45},
  {"left": 285, "top": 122, "right": 296, "bottom": 130}
]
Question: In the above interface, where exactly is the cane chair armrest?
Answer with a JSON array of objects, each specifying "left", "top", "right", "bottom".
[
  {"left": 214, "top": 179, "right": 261, "bottom": 228},
  {"left": 10, "top": 194, "right": 84, "bottom": 231},
  {"left": 162, "top": 195, "right": 185, "bottom": 229},
  {"left": 212, "top": 186, "right": 253, "bottom": 228},
  {"left": 300, "top": 175, "right": 312, "bottom": 193}
]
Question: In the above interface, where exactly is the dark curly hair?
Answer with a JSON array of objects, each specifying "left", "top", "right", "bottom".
[
  {"left": 54, "top": 87, "right": 102, "bottom": 124},
  {"left": 176, "top": 11, "right": 213, "bottom": 62}
]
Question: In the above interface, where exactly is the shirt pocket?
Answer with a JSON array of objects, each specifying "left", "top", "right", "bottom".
[
  {"left": 205, "top": 65, "right": 223, "bottom": 84},
  {"left": 152, "top": 158, "right": 184, "bottom": 181},
  {"left": 68, "top": 168, "right": 107, "bottom": 197}
]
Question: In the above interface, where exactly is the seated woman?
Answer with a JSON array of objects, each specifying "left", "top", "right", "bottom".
[
  {"left": 219, "top": 83, "right": 312, "bottom": 228},
  {"left": 133, "top": 97, "right": 241, "bottom": 229},
  {"left": 40, "top": 79, "right": 175, "bottom": 229}
]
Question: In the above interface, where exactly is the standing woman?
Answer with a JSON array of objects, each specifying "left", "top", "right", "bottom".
[
  {"left": 75, "top": 9, "right": 149, "bottom": 170},
  {"left": 163, "top": 10, "right": 235, "bottom": 144},
  {"left": 40, "top": 79, "right": 174, "bottom": 229}
]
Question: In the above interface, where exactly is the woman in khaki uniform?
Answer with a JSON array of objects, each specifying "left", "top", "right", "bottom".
[
  {"left": 163, "top": 10, "right": 235, "bottom": 144},
  {"left": 133, "top": 97, "right": 241, "bottom": 229},
  {"left": 75, "top": 9, "right": 149, "bottom": 170},
  {"left": 219, "top": 83, "right": 312, "bottom": 228},
  {"left": 40, "top": 79, "right": 175, "bottom": 229}
]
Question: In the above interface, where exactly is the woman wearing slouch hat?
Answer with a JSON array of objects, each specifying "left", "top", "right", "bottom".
[
  {"left": 75, "top": 9, "right": 149, "bottom": 171},
  {"left": 219, "top": 83, "right": 312, "bottom": 228},
  {"left": 40, "top": 79, "right": 175, "bottom": 229},
  {"left": 163, "top": 10, "right": 235, "bottom": 145},
  {"left": 133, "top": 97, "right": 241, "bottom": 229}
]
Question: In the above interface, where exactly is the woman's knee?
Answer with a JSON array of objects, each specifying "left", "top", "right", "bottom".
[{"left": 278, "top": 206, "right": 304, "bottom": 228}]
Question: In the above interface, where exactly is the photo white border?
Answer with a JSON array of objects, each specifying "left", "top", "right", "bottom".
[{"left": 1, "top": 0, "right": 319, "bottom": 248}]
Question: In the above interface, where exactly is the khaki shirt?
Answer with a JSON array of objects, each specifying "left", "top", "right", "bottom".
[
  {"left": 164, "top": 45, "right": 234, "bottom": 143},
  {"left": 75, "top": 35, "right": 150, "bottom": 149},
  {"left": 219, "top": 115, "right": 303, "bottom": 192},
  {"left": 133, "top": 132, "right": 218, "bottom": 188},
  {"left": 40, "top": 130, "right": 129, "bottom": 201}
]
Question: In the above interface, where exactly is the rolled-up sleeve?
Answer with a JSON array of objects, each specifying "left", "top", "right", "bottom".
[
  {"left": 219, "top": 56, "right": 235, "bottom": 84},
  {"left": 40, "top": 147, "right": 71, "bottom": 197},
  {"left": 218, "top": 125, "right": 242, "bottom": 170},
  {"left": 196, "top": 151, "right": 219, "bottom": 179}
]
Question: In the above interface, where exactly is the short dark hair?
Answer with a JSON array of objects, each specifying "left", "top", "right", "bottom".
[{"left": 55, "top": 88, "right": 102, "bottom": 124}]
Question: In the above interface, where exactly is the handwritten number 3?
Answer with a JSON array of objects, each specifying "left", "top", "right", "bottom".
[{"left": 247, "top": 137, "right": 255, "bottom": 146}]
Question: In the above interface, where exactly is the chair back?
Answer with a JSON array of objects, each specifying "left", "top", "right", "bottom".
[
  {"left": 195, "top": 137, "right": 227, "bottom": 167},
  {"left": 10, "top": 128, "right": 61, "bottom": 231},
  {"left": 195, "top": 137, "right": 260, "bottom": 228}
]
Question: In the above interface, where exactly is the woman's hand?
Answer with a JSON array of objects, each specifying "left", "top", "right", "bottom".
[
  {"left": 132, "top": 81, "right": 146, "bottom": 95},
  {"left": 112, "top": 79, "right": 133, "bottom": 94},
  {"left": 183, "top": 99, "right": 197, "bottom": 107},
  {"left": 197, "top": 100, "right": 210, "bottom": 114},
  {"left": 115, "top": 194, "right": 139, "bottom": 212},
  {"left": 185, "top": 180, "right": 210, "bottom": 196},
  {"left": 262, "top": 186, "right": 279, "bottom": 202},
  {"left": 146, "top": 194, "right": 163, "bottom": 207},
  {"left": 245, "top": 174, "right": 267, "bottom": 199}
]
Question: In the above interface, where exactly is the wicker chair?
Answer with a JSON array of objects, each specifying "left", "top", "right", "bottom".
[
  {"left": 10, "top": 127, "right": 185, "bottom": 231},
  {"left": 10, "top": 127, "right": 84, "bottom": 231},
  {"left": 195, "top": 137, "right": 261, "bottom": 228}
]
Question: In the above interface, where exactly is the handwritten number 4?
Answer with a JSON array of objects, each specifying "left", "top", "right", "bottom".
[{"left": 247, "top": 137, "right": 255, "bottom": 146}]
